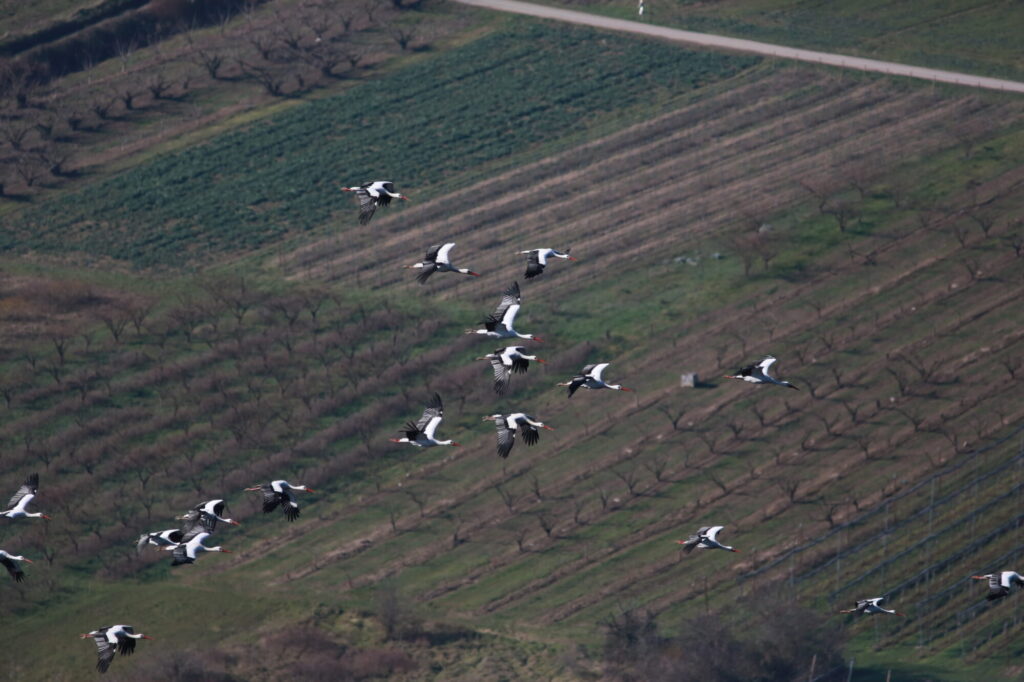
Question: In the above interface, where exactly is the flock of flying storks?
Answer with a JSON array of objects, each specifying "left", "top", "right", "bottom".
[{"left": 1, "top": 180, "right": 1020, "bottom": 673}]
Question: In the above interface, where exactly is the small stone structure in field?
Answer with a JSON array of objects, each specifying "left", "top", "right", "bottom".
[{"left": 680, "top": 372, "right": 699, "bottom": 388}]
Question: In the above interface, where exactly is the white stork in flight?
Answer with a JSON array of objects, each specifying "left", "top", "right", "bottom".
[
  {"left": 181, "top": 499, "right": 239, "bottom": 531},
  {"left": 390, "top": 393, "right": 459, "bottom": 448},
  {"left": 136, "top": 508, "right": 213, "bottom": 553},
  {"left": 477, "top": 346, "right": 545, "bottom": 395},
  {"left": 465, "top": 282, "right": 542, "bottom": 342},
  {"left": 676, "top": 525, "right": 739, "bottom": 553},
  {"left": 724, "top": 356, "right": 798, "bottom": 389},
  {"left": 972, "top": 571, "right": 1024, "bottom": 601},
  {"left": 520, "top": 248, "right": 576, "bottom": 279},
  {"left": 80, "top": 624, "right": 152, "bottom": 673},
  {"left": 558, "top": 363, "right": 632, "bottom": 398},
  {"left": 839, "top": 596, "right": 905, "bottom": 616},
  {"left": 482, "top": 413, "right": 553, "bottom": 458},
  {"left": 0, "top": 549, "right": 31, "bottom": 582},
  {"left": 1, "top": 473, "right": 50, "bottom": 520},
  {"left": 245, "top": 480, "right": 315, "bottom": 522},
  {"left": 405, "top": 242, "right": 480, "bottom": 284},
  {"left": 169, "top": 531, "right": 232, "bottom": 566},
  {"left": 340, "top": 180, "right": 408, "bottom": 225}
]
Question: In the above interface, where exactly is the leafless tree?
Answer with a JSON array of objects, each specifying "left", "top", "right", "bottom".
[
  {"left": 897, "top": 352, "right": 942, "bottom": 384},
  {"left": 999, "top": 356, "right": 1021, "bottom": 380},
  {"left": 146, "top": 72, "right": 173, "bottom": 100},
  {"left": 493, "top": 483, "right": 517, "bottom": 513},
  {"left": 642, "top": 457, "right": 670, "bottom": 483},
  {"left": 959, "top": 257, "right": 983, "bottom": 282},
  {"left": 0, "top": 120, "right": 31, "bottom": 151},
  {"left": 773, "top": 475, "right": 805, "bottom": 503},
  {"left": 838, "top": 398, "right": 866, "bottom": 425},
  {"left": 536, "top": 512, "right": 556, "bottom": 538},
  {"left": 529, "top": 474, "right": 544, "bottom": 502},
  {"left": 193, "top": 49, "right": 226, "bottom": 80},
  {"left": 656, "top": 404, "right": 687, "bottom": 431},
  {"left": 388, "top": 25, "right": 418, "bottom": 51},
  {"left": 90, "top": 95, "right": 114, "bottom": 120},
  {"left": 513, "top": 525, "right": 530, "bottom": 553},
  {"left": 612, "top": 466, "right": 642, "bottom": 496},
  {"left": 571, "top": 495, "right": 588, "bottom": 525},
  {"left": 703, "top": 469, "right": 730, "bottom": 495},
  {"left": 816, "top": 498, "right": 844, "bottom": 529},
  {"left": 695, "top": 429, "right": 725, "bottom": 456},
  {"left": 403, "top": 489, "right": 427, "bottom": 517}
]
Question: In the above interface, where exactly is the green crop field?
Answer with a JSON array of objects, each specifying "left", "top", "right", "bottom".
[{"left": 1, "top": 7, "right": 1023, "bottom": 682}]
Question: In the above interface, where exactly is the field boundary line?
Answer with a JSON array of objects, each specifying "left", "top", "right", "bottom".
[{"left": 455, "top": 0, "right": 1024, "bottom": 95}]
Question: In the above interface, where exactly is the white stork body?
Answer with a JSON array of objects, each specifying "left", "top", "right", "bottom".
[
  {"left": 520, "top": 248, "right": 576, "bottom": 279},
  {"left": 559, "top": 363, "right": 632, "bottom": 397},
  {"left": 676, "top": 525, "right": 739, "bottom": 553},
  {"left": 973, "top": 571, "right": 1024, "bottom": 601},
  {"left": 406, "top": 242, "right": 480, "bottom": 284},
  {"left": 465, "top": 282, "right": 542, "bottom": 342},
  {"left": 245, "top": 480, "right": 315, "bottom": 522},
  {"left": 0, "top": 549, "right": 32, "bottom": 582},
  {"left": 183, "top": 499, "right": 239, "bottom": 530},
  {"left": 482, "top": 413, "right": 553, "bottom": 458},
  {"left": 724, "top": 355, "right": 798, "bottom": 389},
  {"left": 169, "top": 531, "right": 231, "bottom": 566},
  {"left": 390, "top": 393, "right": 459, "bottom": 448},
  {"left": 477, "top": 346, "right": 545, "bottom": 395},
  {"left": 1, "top": 473, "right": 50, "bottom": 520},
  {"left": 341, "top": 180, "right": 408, "bottom": 225},
  {"left": 136, "top": 528, "right": 185, "bottom": 553},
  {"left": 840, "top": 597, "right": 905, "bottom": 616},
  {"left": 80, "top": 624, "right": 152, "bottom": 673}
]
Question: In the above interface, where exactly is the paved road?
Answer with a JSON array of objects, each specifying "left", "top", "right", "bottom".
[{"left": 456, "top": 0, "right": 1024, "bottom": 95}]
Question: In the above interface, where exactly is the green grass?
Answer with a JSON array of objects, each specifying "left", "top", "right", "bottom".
[{"left": 2, "top": 19, "right": 1023, "bottom": 681}]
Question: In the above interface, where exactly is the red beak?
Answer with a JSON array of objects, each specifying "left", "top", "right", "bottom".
[
  {"left": 532, "top": 337, "right": 544, "bottom": 343},
  {"left": 229, "top": 520, "right": 241, "bottom": 526},
  {"left": 220, "top": 549, "right": 233, "bottom": 554},
  {"left": 567, "top": 257, "right": 578, "bottom": 261},
  {"left": 142, "top": 635, "right": 154, "bottom": 640},
  {"left": 451, "top": 443, "right": 462, "bottom": 447},
  {"left": 469, "top": 272, "right": 481, "bottom": 277},
  {"left": 534, "top": 358, "right": 546, "bottom": 364},
  {"left": 389, "top": 438, "right": 403, "bottom": 443},
  {"left": 542, "top": 425, "right": 555, "bottom": 431},
  {"left": 23, "top": 558, "right": 34, "bottom": 563},
  {"left": 42, "top": 514, "right": 52, "bottom": 520},
  {"left": 400, "top": 195, "right": 410, "bottom": 201},
  {"left": 730, "top": 549, "right": 741, "bottom": 553},
  {"left": 620, "top": 387, "right": 634, "bottom": 392},
  {"left": 304, "top": 488, "right": 316, "bottom": 493}
]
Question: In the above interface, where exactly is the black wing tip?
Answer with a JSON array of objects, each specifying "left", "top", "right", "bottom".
[
  {"left": 285, "top": 507, "right": 301, "bottom": 522},
  {"left": 429, "top": 392, "right": 443, "bottom": 408},
  {"left": 26, "top": 472, "right": 39, "bottom": 486}
]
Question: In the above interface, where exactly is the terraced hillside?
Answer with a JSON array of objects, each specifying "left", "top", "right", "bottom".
[{"left": 1, "top": 21, "right": 1023, "bottom": 682}]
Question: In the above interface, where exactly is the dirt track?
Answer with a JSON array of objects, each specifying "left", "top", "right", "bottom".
[{"left": 455, "top": 0, "right": 1024, "bottom": 95}]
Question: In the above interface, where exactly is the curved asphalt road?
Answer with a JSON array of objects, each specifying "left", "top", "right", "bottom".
[{"left": 456, "top": 0, "right": 1024, "bottom": 95}]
